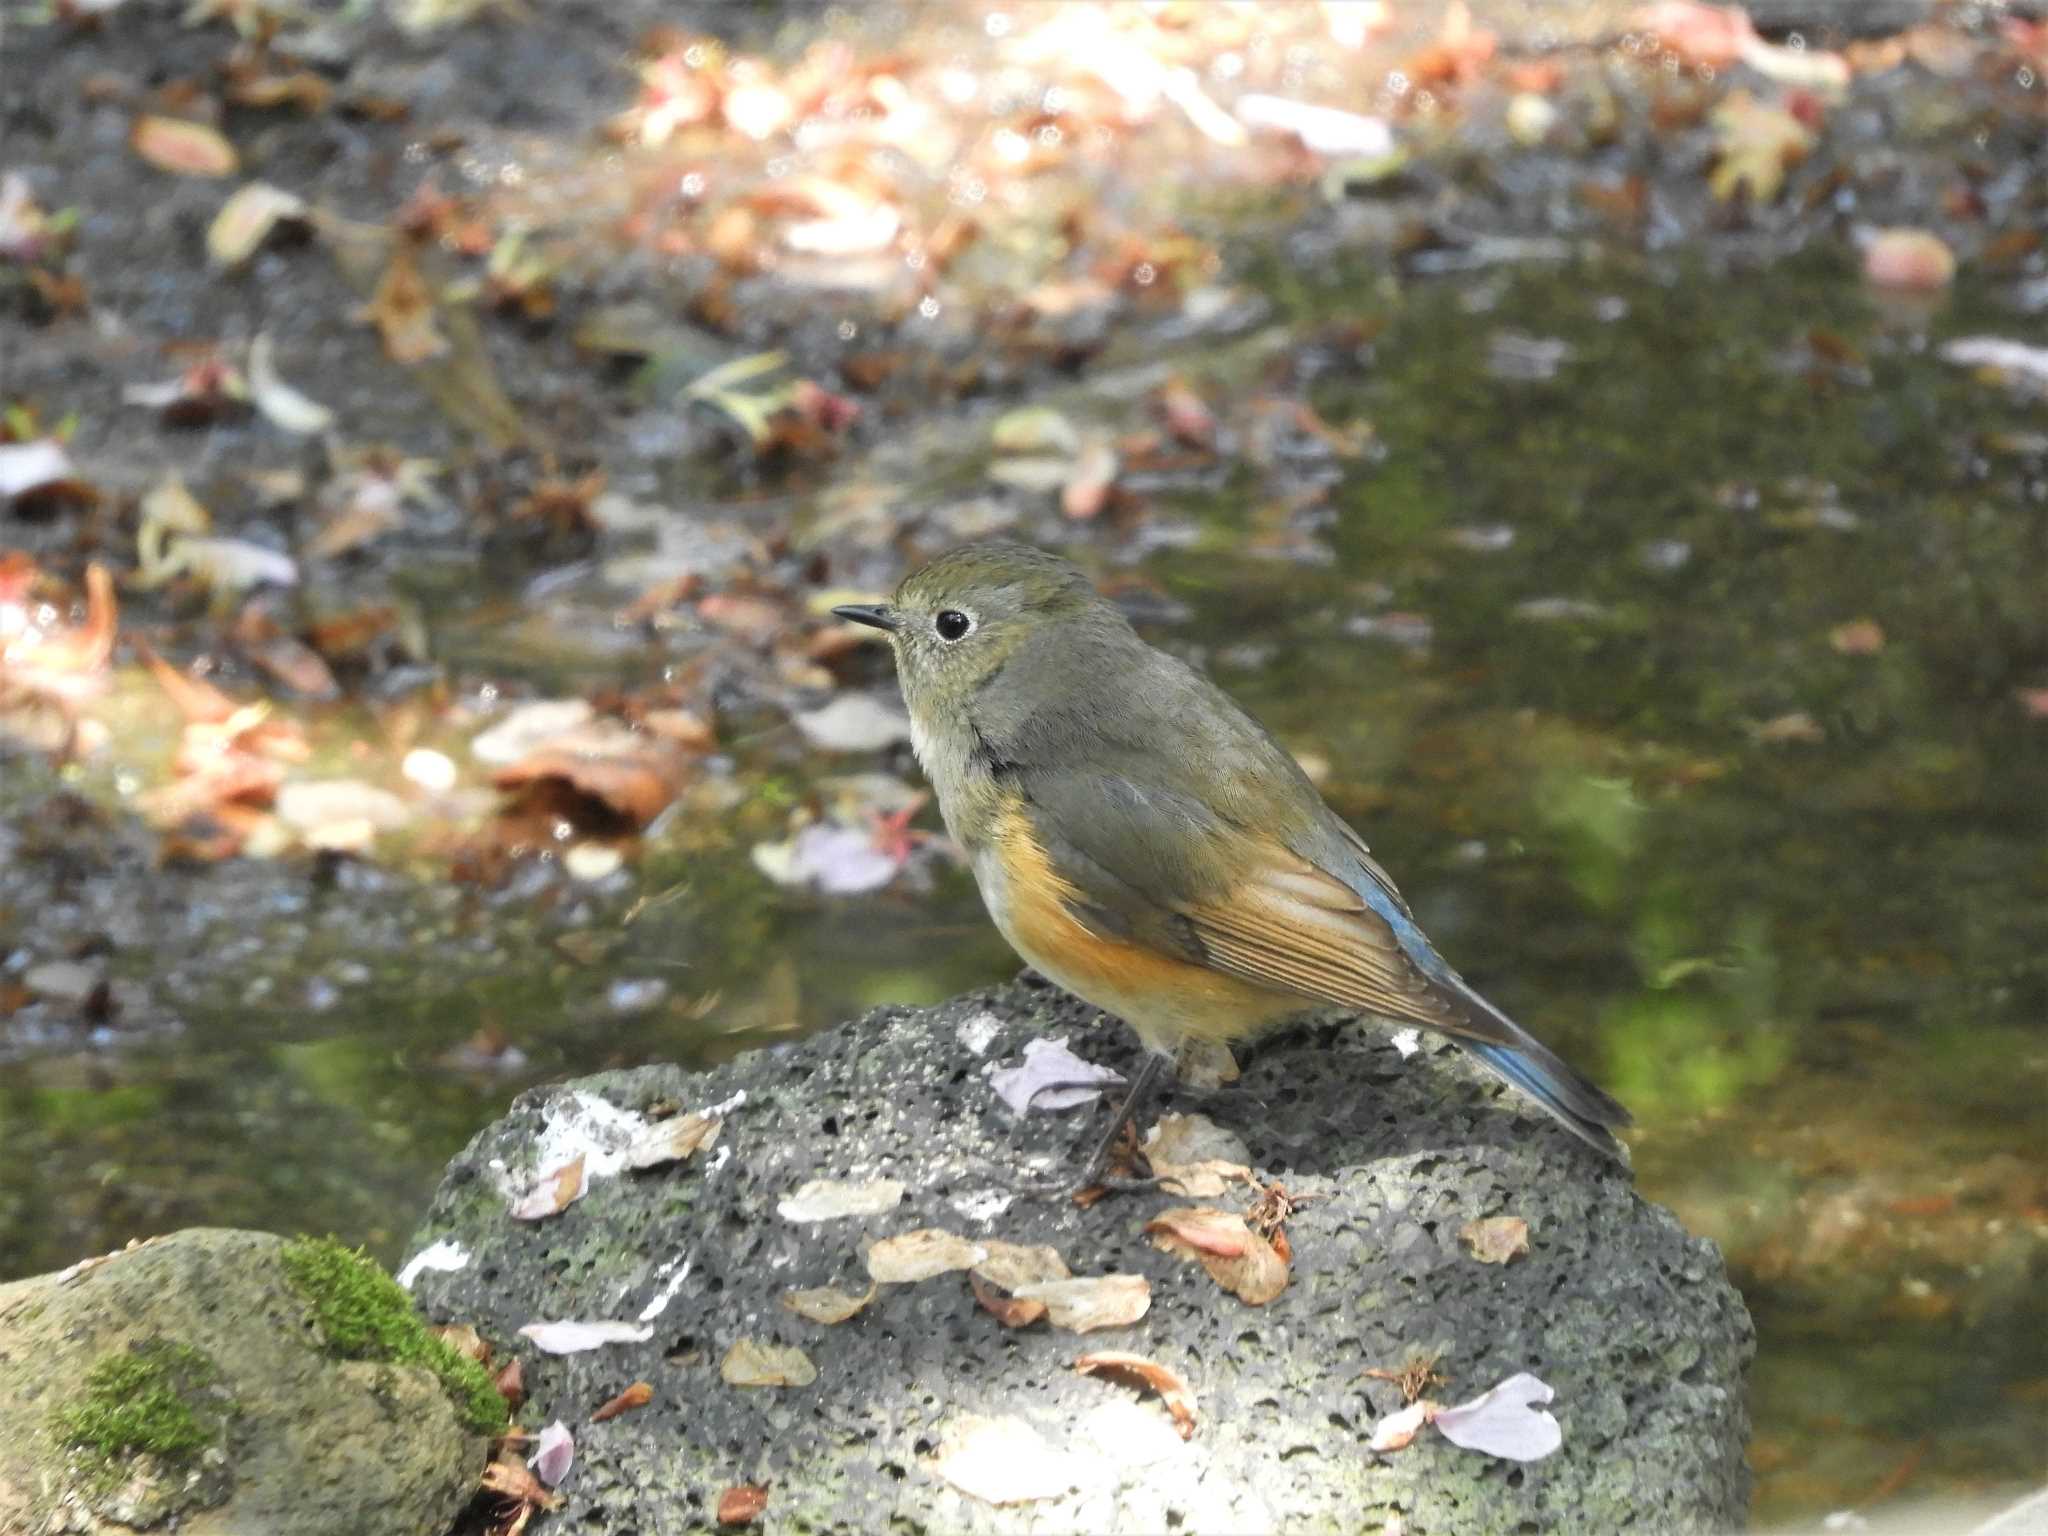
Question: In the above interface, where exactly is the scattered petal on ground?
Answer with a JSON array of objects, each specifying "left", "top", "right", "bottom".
[
  {"left": 1432, "top": 1372, "right": 1564, "bottom": 1462},
  {"left": 987, "top": 1037, "right": 1125, "bottom": 1116},
  {"left": 1368, "top": 1398, "right": 1438, "bottom": 1453},
  {"left": 778, "top": 1177, "right": 906, "bottom": 1223},
  {"left": 518, "top": 1319, "right": 656, "bottom": 1354},
  {"left": 527, "top": 1420, "right": 574, "bottom": 1487},
  {"left": 923, "top": 1415, "right": 1082, "bottom": 1506}
]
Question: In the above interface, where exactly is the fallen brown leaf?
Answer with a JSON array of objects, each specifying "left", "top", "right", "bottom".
[
  {"left": 1075, "top": 1350, "right": 1198, "bottom": 1440},
  {"left": 717, "top": 1484, "right": 769, "bottom": 1526},
  {"left": 361, "top": 240, "right": 450, "bottom": 364},
  {"left": 968, "top": 1240, "right": 1069, "bottom": 1328},
  {"left": 781, "top": 1281, "right": 878, "bottom": 1325},
  {"left": 1145, "top": 1206, "right": 1289, "bottom": 1305},
  {"left": 720, "top": 1338, "right": 817, "bottom": 1388},
  {"left": 590, "top": 1380, "right": 654, "bottom": 1423},
  {"left": 132, "top": 115, "right": 238, "bottom": 177},
  {"left": 1459, "top": 1215, "right": 1531, "bottom": 1265},
  {"left": 866, "top": 1228, "right": 986, "bottom": 1284}
]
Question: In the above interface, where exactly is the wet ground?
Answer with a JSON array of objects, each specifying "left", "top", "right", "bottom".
[{"left": 4, "top": 1, "right": 2047, "bottom": 1528}]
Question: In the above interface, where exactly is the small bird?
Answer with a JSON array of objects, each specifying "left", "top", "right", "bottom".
[{"left": 835, "top": 542, "right": 1629, "bottom": 1175}]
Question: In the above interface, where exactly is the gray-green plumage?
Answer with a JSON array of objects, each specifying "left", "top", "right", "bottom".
[{"left": 841, "top": 541, "right": 1630, "bottom": 1156}]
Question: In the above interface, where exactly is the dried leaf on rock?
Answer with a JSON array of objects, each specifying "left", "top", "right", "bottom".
[
  {"left": 778, "top": 1177, "right": 906, "bottom": 1223},
  {"left": 1432, "top": 1372, "right": 1563, "bottom": 1461},
  {"left": 1012, "top": 1275, "right": 1151, "bottom": 1333},
  {"left": 433, "top": 1323, "right": 489, "bottom": 1362},
  {"left": 781, "top": 1281, "right": 879, "bottom": 1325},
  {"left": 132, "top": 115, "right": 238, "bottom": 177},
  {"left": 987, "top": 1036, "right": 1124, "bottom": 1115},
  {"left": 493, "top": 1357, "right": 525, "bottom": 1410},
  {"left": 867, "top": 1228, "right": 987, "bottom": 1284},
  {"left": 1141, "top": 1113, "right": 1251, "bottom": 1197},
  {"left": 480, "top": 1446, "right": 561, "bottom": 1516},
  {"left": 1075, "top": 1351, "right": 1197, "bottom": 1439},
  {"left": 208, "top": 182, "right": 307, "bottom": 267},
  {"left": 968, "top": 1240, "right": 1069, "bottom": 1328},
  {"left": 622, "top": 1110, "right": 721, "bottom": 1170},
  {"left": 590, "top": 1381, "right": 654, "bottom": 1423},
  {"left": 509, "top": 1154, "right": 587, "bottom": 1221},
  {"left": 868, "top": 1228, "right": 987, "bottom": 1286},
  {"left": 720, "top": 1337, "right": 818, "bottom": 1388},
  {"left": 1458, "top": 1215, "right": 1530, "bottom": 1265},
  {"left": 527, "top": 1420, "right": 574, "bottom": 1487},
  {"left": 1145, "top": 1206, "right": 1289, "bottom": 1305},
  {"left": 517, "top": 1319, "right": 655, "bottom": 1354},
  {"left": 923, "top": 1415, "right": 1080, "bottom": 1506},
  {"left": 717, "top": 1484, "right": 770, "bottom": 1526}
]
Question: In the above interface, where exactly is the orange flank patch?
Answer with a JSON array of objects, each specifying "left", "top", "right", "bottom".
[{"left": 985, "top": 800, "right": 1297, "bottom": 1050}]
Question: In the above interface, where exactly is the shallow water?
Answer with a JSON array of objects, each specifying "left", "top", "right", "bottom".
[{"left": 5, "top": 254, "right": 2044, "bottom": 1525}]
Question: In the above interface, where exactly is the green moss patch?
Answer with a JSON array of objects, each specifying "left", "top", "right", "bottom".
[
  {"left": 279, "top": 1236, "right": 506, "bottom": 1435},
  {"left": 53, "top": 1340, "right": 225, "bottom": 1464}
]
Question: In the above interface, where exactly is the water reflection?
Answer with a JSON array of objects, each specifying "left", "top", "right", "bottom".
[{"left": 4, "top": 256, "right": 2044, "bottom": 1523}]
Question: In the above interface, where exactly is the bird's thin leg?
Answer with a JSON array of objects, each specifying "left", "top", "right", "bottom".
[{"left": 1006, "top": 1052, "right": 1171, "bottom": 1200}]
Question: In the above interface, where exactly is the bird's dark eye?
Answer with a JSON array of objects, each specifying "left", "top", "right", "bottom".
[{"left": 935, "top": 610, "right": 974, "bottom": 642}]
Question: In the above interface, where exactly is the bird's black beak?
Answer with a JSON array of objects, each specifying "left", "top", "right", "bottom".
[{"left": 832, "top": 603, "right": 900, "bottom": 633}]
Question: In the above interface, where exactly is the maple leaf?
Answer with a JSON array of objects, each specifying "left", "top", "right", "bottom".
[{"left": 1708, "top": 91, "right": 1814, "bottom": 204}]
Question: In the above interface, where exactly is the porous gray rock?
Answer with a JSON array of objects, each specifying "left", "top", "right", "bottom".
[
  {"left": 411, "top": 979, "right": 1754, "bottom": 1535},
  {"left": 0, "top": 1228, "right": 484, "bottom": 1536}
]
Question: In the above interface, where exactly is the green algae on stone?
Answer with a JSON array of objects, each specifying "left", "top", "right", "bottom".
[
  {"left": 52, "top": 1339, "right": 227, "bottom": 1465},
  {"left": 279, "top": 1235, "right": 505, "bottom": 1434}
]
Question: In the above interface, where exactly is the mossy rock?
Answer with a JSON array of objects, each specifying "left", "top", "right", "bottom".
[{"left": 0, "top": 1229, "right": 487, "bottom": 1536}]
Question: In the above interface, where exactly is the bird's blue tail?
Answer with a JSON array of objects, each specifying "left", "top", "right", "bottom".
[{"left": 1461, "top": 1035, "right": 1631, "bottom": 1159}]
